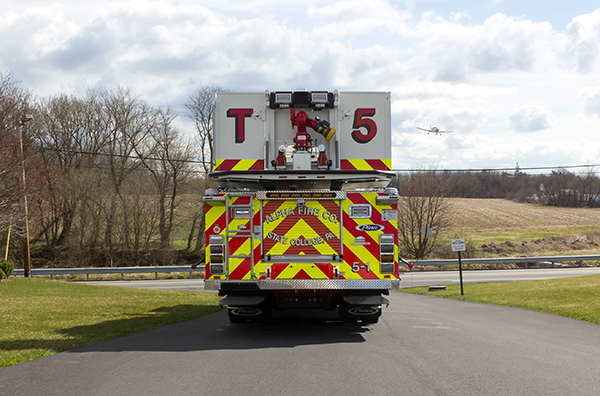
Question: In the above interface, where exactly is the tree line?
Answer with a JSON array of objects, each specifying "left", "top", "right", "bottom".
[
  {"left": 0, "top": 72, "right": 217, "bottom": 268},
  {"left": 431, "top": 167, "right": 600, "bottom": 206}
]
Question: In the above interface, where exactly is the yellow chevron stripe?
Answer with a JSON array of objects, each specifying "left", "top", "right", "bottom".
[
  {"left": 345, "top": 158, "right": 391, "bottom": 171},
  {"left": 205, "top": 204, "right": 225, "bottom": 230},
  {"left": 274, "top": 264, "right": 329, "bottom": 280},
  {"left": 232, "top": 159, "right": 259, "bottom": 171},
  {"left": 341, "top": 192, "right": 398, "bottom": 279}
]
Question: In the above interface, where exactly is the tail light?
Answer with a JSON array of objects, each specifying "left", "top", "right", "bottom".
[
  {"left": 209, "top": 234, "right": 225, "bottom": 274},
  {"left": 380, "top": 234, "right": 395, "bottom": 273}
]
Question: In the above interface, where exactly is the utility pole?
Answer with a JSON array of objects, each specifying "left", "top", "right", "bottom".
[{"left": 19, "top": 114, "right": 33, "bottom": 277}]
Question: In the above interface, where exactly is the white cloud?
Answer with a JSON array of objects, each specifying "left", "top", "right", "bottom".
[
  {"left": 0, "top": 0, "right": 599, "bottom": 170},
  {"left": 509, "top": 106, "right": 557, "bottom": 132},
  {"left": 411, "top": 13, "right": 554, "bottom": 83},
  {"left": 556, "top": 9, "right": 600, "bottom": 73},
  {"left": 580, "top": 87, "right": 600, "bottom": 117}
]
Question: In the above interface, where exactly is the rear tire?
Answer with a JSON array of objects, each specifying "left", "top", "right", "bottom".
[
  {"left": 361, "top": 311, "right": 381, "bottom": 324},
  {"left": 228, "top": 308, "right": 248, "bottom": 323},
  {"left": 227, "top": 301, "right": 272, "bottom": 323}
]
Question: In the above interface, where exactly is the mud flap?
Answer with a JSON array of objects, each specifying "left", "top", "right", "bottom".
[
  {"left": 219, "top": 295, "right": 265, "bottom": 308},
  {"left": 343, "top": 295, "right": 389, "bottom": 307}
]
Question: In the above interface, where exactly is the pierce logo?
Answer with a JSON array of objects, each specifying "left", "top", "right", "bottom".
[
  {"left": 348, "top": 307, "right": 380, "bottom": 315},
  {"left": 231, "top": 308, "right": 263, "bottom": 317},
  {"left": 355, "top": 224, "right": 384, "bottom": 232}
]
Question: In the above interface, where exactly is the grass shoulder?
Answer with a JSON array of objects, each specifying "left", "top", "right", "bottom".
[
  {"left": 399, "top": 274, "right": 600, "bottom": 326},
  {"left": 0, "top": 278, "right": 221, "bottom": 369}
]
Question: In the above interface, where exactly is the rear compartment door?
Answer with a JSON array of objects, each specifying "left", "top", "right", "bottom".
[{"left": 260, "top": 192, "right": 343, "bottom": 279}]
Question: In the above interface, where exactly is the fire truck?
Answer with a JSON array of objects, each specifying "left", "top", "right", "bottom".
[{"left": 202, "top": 90, "right": 410, "bottom": 323}]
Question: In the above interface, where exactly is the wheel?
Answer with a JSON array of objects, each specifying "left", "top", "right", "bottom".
[
  {"left": 228, "top": 308, "right": 248, "bottom": 323},
  {"left": 338, "top": 302, "right": 358, "bottom": 323},
  {"left": 361, "top": 312, "right": 381, "bottom": 324},
  {"left": 339, "top": 302, "right": 381, "bottom": 324}
]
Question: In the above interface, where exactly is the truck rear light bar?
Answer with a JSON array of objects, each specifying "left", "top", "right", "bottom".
[
  {"left": 269, "top": 91, "right": 335, "bottom": 109},
  {"left": 380, "top": 234, "right": 395, "bottom": 274}
]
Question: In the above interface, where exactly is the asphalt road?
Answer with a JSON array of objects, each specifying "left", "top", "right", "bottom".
[{"left": 1, "top": 292, "right": 599, "bottom": 395}]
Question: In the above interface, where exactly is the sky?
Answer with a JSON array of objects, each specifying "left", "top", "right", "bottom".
[{"left": 2, "top": 0, "right": 600, "bottom": 172}]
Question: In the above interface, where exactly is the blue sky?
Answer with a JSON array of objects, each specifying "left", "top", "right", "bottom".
[{"left": 2, "top": 0, "right": 600, "bottom": 172}]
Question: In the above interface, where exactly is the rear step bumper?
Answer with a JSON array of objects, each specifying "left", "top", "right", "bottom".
[{"left": 206, "top": 278, "right": 399, "bottom": 291}]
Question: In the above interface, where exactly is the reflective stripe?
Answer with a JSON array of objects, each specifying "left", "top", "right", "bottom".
[
  {"left": 215, "top": 159, "right": 264, "bottom": 171},
  {"left": 340, "top": 159, "right": 391, "bottom": 171}
]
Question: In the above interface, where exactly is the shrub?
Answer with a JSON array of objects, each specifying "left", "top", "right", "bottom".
[{"left": 0, "top": 259, "right": 14, "bottom": 279}]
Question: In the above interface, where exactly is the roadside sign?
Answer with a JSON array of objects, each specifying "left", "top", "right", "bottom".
[
  {"left": 451, "top": 238, "right": 466, "bottom": 252},
  {"left": 421, "top": 224, "right": 432, "bottom": 238},
  {"left": 451, "top": 238, "right": 466, "bottom": 296}
]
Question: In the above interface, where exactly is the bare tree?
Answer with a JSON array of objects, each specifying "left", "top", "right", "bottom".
[
  {"left": 34, "top": 91, "right": 108, "bottom": 246},
  {"left": 397, "top": 167, "right": 451, "bottom": 259},
  {"left": 99, "top": 87, "right": 158, "bottom": 255},
  {"left": 185, "top": 86, "right": 226, "bottom": 252},
  {"left": 540, "top": 168, "right": 580, "bottom": 207},
  {"left": 0, "top": 73, "right": 50, "bottom": 245},
  {"left": 138, "top": 107, "right": 196, "bottom": 248},
  {"left": 185, "top": 86, "right": 226, "bottom": 174}
]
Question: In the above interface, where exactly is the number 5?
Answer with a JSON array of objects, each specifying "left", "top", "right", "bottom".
[{"left": 351, "top": 108, "right": 377, "bottom": 143}]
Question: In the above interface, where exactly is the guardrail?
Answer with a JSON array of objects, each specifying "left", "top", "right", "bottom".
[
  {"left": 404, "top": 254, "right": 600, "bottom": 270},
  {"left": 12, "top": 265, "right": 206, "bottom": 280},
  {"left": 9, "top": 255, "right": 600, "bottom": 279}
]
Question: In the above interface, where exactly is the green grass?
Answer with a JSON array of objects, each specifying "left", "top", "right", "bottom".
[
  {"left": 400, "top": 274, "right": 600, "bottom": 325},
  {"left": 0, "top": 278, "right": 221, "bottom": 368}
]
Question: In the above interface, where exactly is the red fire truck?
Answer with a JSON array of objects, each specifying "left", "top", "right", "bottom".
[{"left": 202, "top": 90, "right": 409, "bottom": 323}]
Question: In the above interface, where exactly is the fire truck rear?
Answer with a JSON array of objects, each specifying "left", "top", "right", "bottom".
[{"left": 203, "top": 90, "right": 407, "bottom": 323}]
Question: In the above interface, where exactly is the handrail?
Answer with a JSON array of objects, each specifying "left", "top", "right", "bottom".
[{"left": 403, "top": 254, "right": 600, "bottom": 270}]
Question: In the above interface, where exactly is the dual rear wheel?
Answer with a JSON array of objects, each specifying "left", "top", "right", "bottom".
[{"left": 227, "top": 302, "right": 273, "bottom": 323}]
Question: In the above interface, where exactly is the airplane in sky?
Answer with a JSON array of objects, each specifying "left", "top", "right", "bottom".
[{"left": 417, "top": 125, "right": 452, "bottom": 135}]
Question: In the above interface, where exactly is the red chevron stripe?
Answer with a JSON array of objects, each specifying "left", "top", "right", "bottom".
[
  {"left": 214, "top": 159, "right": 239, "bottom": 171},
  {"left": 293, "top": 269, "right": 311, "bottom": 279},
  {"left": 340, "top": 159, "right": 355, "bottom": 170},
  {"left": 249, "top": 160, "right": 264, "bottom": 170},
  {"left": 228, "top": 257, "right": 251, "bottom": 280},
  {"left": 366, "top": 159, "right": 390, "bottom": 170}
]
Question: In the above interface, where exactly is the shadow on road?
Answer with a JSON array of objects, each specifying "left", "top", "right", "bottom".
[{"left": 65, "top": 308, "right": 370, "bottom": 354}]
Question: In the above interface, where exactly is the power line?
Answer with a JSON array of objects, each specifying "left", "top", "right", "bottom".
[
  {"left": 16, "top": 144, "right": 600, "bottom": 174},
  {"left": 39, "top": 146, "right": 206, "bottom": 165},
  {"left": 392, "top": 164, "right": 600, "bottom": 173}
]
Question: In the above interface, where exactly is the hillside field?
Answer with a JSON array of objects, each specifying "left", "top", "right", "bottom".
[{"left": 438, "top": 198, "right": 600, "bottom": 257}]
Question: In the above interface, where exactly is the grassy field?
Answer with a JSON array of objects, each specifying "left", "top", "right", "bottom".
[
  {"left": 0, "top": 278, "right": 221, "bottom": 369},
  {"left": 444, "top": 198, "right": 600, "bottom": 242},
  {"left": 400, "top": 274, "right": 600, "bottom": 325},
  {"left": 439, "top": 198, "right": 600, "bottom": 255}
]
